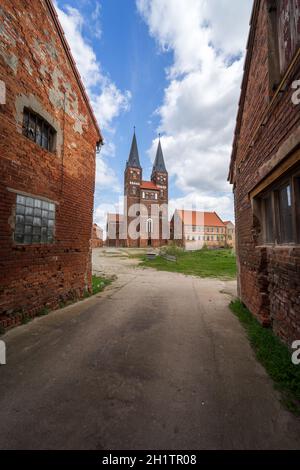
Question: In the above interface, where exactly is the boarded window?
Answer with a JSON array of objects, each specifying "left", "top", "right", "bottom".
[
  {"left": 14, "top": 194, "right": 55, "bottom": 244},
  {"left": 277, "top": 0, "right": 300, "bottom": 74},
  {"left": 23, "top": 108, "right": 56, "bottom": 152}
]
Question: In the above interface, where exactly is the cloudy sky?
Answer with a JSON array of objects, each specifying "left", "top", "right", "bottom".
[{"left": 54, "top": 0, "right": 253, "bottom": 230}]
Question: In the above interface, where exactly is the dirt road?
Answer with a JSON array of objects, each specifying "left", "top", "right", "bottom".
[{"left": 0, "top": 248, "right": 299, "bottom": 449}]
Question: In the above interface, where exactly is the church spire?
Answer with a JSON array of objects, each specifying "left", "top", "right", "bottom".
[
  {"left": 152, "top": 137, "right": 167, "bottom": 174},
  {"left": 126, "top": 128, "right": 141, "bottom": 169}
]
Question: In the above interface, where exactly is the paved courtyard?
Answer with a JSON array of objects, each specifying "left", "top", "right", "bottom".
[{"left": 0, "top": 248, "right": 300, "bottom": 449}]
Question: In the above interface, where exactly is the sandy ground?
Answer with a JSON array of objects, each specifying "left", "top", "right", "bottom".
[{"left": 0, "top": 247, "right": 299, "bottom": 449}]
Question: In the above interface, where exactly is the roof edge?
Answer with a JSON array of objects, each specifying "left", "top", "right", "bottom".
[
  {"left": 174, "top": 209, "right": 226, "bottom": 226},
  {"left": 228, "top": 0, "right": 260, "bottom": 183},
  {"left": 45, "top": 0, "right": 103, "bottom": 142}
]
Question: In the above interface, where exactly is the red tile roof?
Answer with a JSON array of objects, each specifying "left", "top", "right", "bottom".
[
  {"left": 140, "top": 181, "right": 159, "bottom": 190},
  {"left": 176, "top": 210, "right": 225, "bottom": 227}
]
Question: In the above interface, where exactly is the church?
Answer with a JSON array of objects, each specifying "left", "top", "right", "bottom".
[{"left": 106, "top": 131, "right": 169, "bottom": 248}]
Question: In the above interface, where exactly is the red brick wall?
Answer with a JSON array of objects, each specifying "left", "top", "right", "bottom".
[
  {"left": 91, "top": 224, "right": 103, "bottom": 248},
  {"left": 0, "top": 0, "right": 100, "bottom": 329},
  {"left": 124, "top": 167, "right": 169, "bottom": 248},
  {"left": 232, "top": 0, "right": 300, "bottom": 344}
]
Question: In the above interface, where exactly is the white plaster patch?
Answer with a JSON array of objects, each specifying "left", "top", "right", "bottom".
[
  {"left": 24, "top": 58, "right": 33, "bottom": 76},
  {"left": 0, "top": 50, "right": 18, "bottom": 74},
  {"left": 49, "top": 67, "right": 88, "bottom": 134},
  {"left": 0, "top": 80, "right": 6, "bottom": 104}
]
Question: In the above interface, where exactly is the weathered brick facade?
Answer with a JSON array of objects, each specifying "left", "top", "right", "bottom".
[
  {"left": 106, "top": 214, "right": 126, "bottom": 248},
  {"left": 229, "top": 0, "right": 300, "bottom": 344},
  {"left": 107, "top": 132, "right": 169, "bottom": 248},
  {"left": 91, "top": 223, "right": 103, "bottom": 248},
  {"left": 125, "top": 133, "right": 169, "bottom": 248},
  {"left": 0, "top": 0, "right": 102, "bottom": 329}
]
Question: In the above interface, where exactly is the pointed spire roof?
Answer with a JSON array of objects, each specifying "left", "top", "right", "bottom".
[
  {"left": 152, "top": 138, "right": 167, "bottom": 173},
  {"left": 126, "top": 129, "right": 141, "bottom": 169}
]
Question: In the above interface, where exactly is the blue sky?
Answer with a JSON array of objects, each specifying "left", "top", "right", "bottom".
[{"left": 55, "top": 0, "right": 253, "bottom": 231}]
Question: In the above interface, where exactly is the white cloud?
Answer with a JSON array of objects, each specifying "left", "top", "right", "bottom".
[
  {"left": 55, "top": 2, "right": 131, "bottom": 128},
  {"left": 54, "top": 4, "right": 102, "bottom": 89},
  {"left": 169, "top": 192, "right": 234, "bottom": 224},
  {"left": 95, "top": 155, "right": 121, "bottom": 193},
  {"left": 55, "top": 1, "right": 132, "bottom": 209},
  {"left": 91, "top": 2, "right": 102, "bottom": 39},
  {"left": 92, "top": 83, "right": 131, "bottom": 132},
  {"left": 137, "top": 0, "right": 253, "bottom": 220}
]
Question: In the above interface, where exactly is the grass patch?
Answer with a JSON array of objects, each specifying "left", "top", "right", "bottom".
[
  {"left": 230, "top": 300, "right": 300, "bottom": 415},
  {"left": 83, "top": 275, "right": 114, "bottom": 298},
  {"left": 92, "top": 275, "right": 113, "bottom": 295},
  {"left": 37, "top": 307, "right": 50, "bottom": 317},
  {"left": 139, "top": 247, "right": 236, "bottom": 279},
  {"left": 21, "top": 315, "right": 31, "bottom": 325}
]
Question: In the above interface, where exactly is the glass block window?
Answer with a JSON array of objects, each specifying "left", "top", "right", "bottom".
[
  {"left": 14, "top": 194, "right": 55, "bottom": 244},
  {"left": 22, "top": 108, "right": 56, "bottom": 152}
]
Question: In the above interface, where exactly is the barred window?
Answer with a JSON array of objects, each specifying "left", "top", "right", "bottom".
[
  {"left": 23, "top": 108, "right": 56, "bottom": 152},
  {"left": 14, "top": 194, "right": 55, "bottom": 244}
]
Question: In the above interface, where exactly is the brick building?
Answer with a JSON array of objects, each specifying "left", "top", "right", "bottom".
[
  {"left": 107, "top": 132, "right": 169, "bottom": 248},
  {"left": 91, "top": 224, "right": 103, "bottom": 249},
  {"left": 0, "top": 0, "right": 102, "bottom": 329},
  {"left": 170, "top": 210, "right": 227, "bottom": 250},
  {"left": 106, "top": 214, "right": 125, "bottom": 248},
  {"left": 229, "top": 0, "right": 300, "bottom": 344}
]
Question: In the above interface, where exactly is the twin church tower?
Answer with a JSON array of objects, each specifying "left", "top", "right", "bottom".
[{"left": 123, "top": 131, "right": 169, "bottom": 247}]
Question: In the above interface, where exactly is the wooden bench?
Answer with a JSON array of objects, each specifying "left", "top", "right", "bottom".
[
  {"left": 147, "top": 252, "right": 157, "bottom": 260},
  {"left": 161, "top": 254, "right": 177, "bottom": 262}
]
